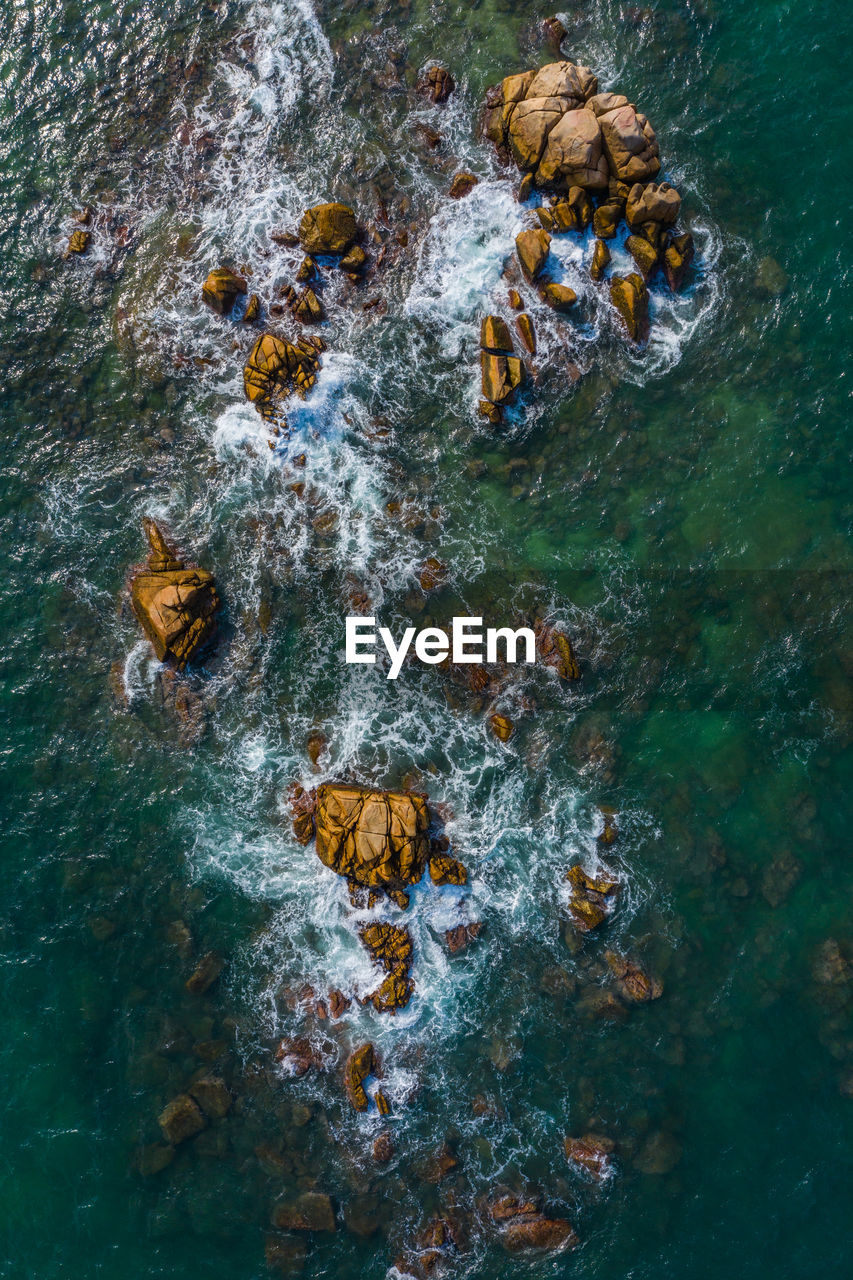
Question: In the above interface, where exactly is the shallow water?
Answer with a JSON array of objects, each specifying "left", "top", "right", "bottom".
[{"left": 1, "top": 0, "right": 851, "bottom": 1276}]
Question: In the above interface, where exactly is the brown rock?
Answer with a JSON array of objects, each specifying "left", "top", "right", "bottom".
[
  {"left": 537, "top": 107, "right": 608, "bottom": 189},
  {"left": 515, "top": 228, "right": 551, "bottom": 281},
  {"left": 298, "top": 203, "right": 357, "bottom": 254},
  {"left": 158, "top": 1093, "right": 206, "bottom": 1145},
  {"left": 590, "top": 238, "right": 611, "bottom": 282},
  {"left": 189, "top": 1075, "right": 232, "bottom": 1118},
  {"left": 429, "top": 853, "right": 467, "bottom": 886},
  {"left": 605, "top": 950, "right": 662, "bottom": 1001},
  {"left": 185, "top": 950, "right": 224, "bottom": 995},
  {"left": 515, "top": 313, "right": 536, "bottom": 354},
  {"left": 480, "top": 315, "right": 514, "bottom": 353},
  {"left": 419, "top": 65, "right": 455, "bottom": 104},
  {"left": 375, "top": 1090, "right": 391, "bottom": 1117},
  {"left": 340, "top": 244, "right": 367, "bottom": 272},
  {"left": 566, "top": 864, "right": 619, "bottom": 896},
  {"left": 564, "top": 1133, "right": 615, "bottom": 1180},
  {"left": 306, "top": 730, "right": 327, "bottom": 766},
  {"left": 592, "top": 201, "right": 623, "bottom": 239},
  {"left": 567, "top": 894, "right": 607, "bottom": 932},
  {"left": 64, "top": 228, "right": 90, "bottom": 257},
  {"left": 272, "top": 1192, "right": 336, "bottom": 1233},
  {"left": 345, "top": 1043, "right": 377, "bottom": 1111},
  {"left": 419, "top": 557, "right": 447, "bottom": 591},
  {"left": 284, "top": 285, "right": 325, "bottom": 324},
  {"left": 626, "top": 234, "right": 659, "bottom": 281},
  {"left": 289, "top": 782, "right": 316, "bottom": 845},
  {"left": 663, "top": 231, "right": 694, "bottom": 291},
  {"left": 504, "top": 1219, "right": 577, "bottom": 1252},
  {"left": 131, "top": 520, "right": 219, "bottom": 670},
  {"left": 328, "top": 989, "right": 351, "bottom": 1019},
  {"left": 202, "top": 266, "right": 247, "bottom": 315},
  {"left": 370, "top": 971, "right": 415, "bottom": 1013},
  {"left": 243, "top": 292, "right": 260, "bottom": 322},
  {"left": 479, "top": 399, "right": 502, "bottom": 424},
  {"left": 540, "top": 282, "right": 577, "bottom": 311},
  {"left": 625, "top": 181, "right": 681, "bottom": 230},
  {"left": 543, "top": 16, "right": 567, "bottom": 51},
  {"left": 594, "top": 99, "right": 661, "bottom": 183},
  {"left": 481, "top": 352, "right": 525, "bottom": 405},
  {"left": 373, "top": 1132, "right": 394, "bottom": 1163},
  {"left": 360, "top": 922, "right": 413, "bottom": 975},
  {"left": 314, "top": 784, "right": 430, "bottom": 894},
  {"left": 536, "top": 624, "right": 580, "bottom": 679},
  {"left": 609, "top": 272, "right": 649, "bottom": 342},
  {"left": 489, "top": 712, "right": 515, "bottom": 742},
  {"left": 566, "top": 185, "right": 594, "bottom": 228},
  {"left": 446, "top": 921, "right": 483, "bottom": 953},
  {"left": 508, "top": 288, "right": 524, "bottom": 310},
  {"left": 243, "top": 332, "right": 323, "bottom": 409},
  {"left": 449, "top": 172, "right": 479, "bottom": 199}
]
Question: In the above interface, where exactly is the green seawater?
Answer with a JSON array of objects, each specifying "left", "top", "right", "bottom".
[{"left": 1, "top": 0, "right": 851, "bottom": 1276}]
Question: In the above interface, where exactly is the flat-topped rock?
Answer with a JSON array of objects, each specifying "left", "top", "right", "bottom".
[
  {"left": 298, "top": 203, "right": 357, "bottom": 254},
  {"left": 314, "top": 783, "right": 431, "bottom": 897}
]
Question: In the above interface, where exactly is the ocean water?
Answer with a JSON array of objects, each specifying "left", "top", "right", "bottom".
[{"left": 1, "top": 0, "right": 851, "bottom": 1276}]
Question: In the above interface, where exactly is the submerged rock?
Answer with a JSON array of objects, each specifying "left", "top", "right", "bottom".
[
  {"left": 373, "top": 1132, "right": 394, "bottom": 1163},
  {"left": 271, "top": 1192, "right": 336, "bottom": 1232},
  {"left": 130, "top": 519, "right": 219, "bottom": 670},
  {"left": 504, "top": 1218, "right": 577, "bottom": 1252},
  {"left": 298, "top": 203, "right": 357, "bottom": 254},
  {"left": 564, "top": 1133, "right": 615, "bottom": 1180},
  {"left": 185, "top": 950, "right": 225, "bottom": 994},
  {"left": 201, "top": 266, "right": 247, "bottom": 315},
  {"left": 189, "top": 1075, "right": 232, "bottom": 1118},
  {"left": 605, "top": 950, "right": 663, "bottom": 1001},
  {"left": 158, "top": 1093, "right": 206, "bottom": 1145}
]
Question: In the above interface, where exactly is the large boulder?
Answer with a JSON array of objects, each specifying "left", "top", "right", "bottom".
[
  {"left": 592, "top": 99, "right": 661, "bottom": 183},
  {"left": 298, "top": 203, "right": 357, "bottom": 254},
  {"left": 201, "top": 266, "right": 247, "bottom": 315},
  {"left": 158, "top": 1093, "right": 206, "bottom": 1145},
  {"left": 130, "top": 519, "right": 219, "bottom": 670},
  {"left": 345, "top": 1042, "right": 377, "bottom": 1111},
  {"left": 609, "top": 273, "right": 650, "bottom": 342},
  {"left": 625, "top": 181, "right": 681, "bottom": 229},
  {"left": 515, "top": 228, "right": 551, "bottom": 281},
  {"left": 314, "top": 783, "right": 430, "bottom": 897},
  {"left": 508, "top": 96, "right": 568, "bottom": 171},
  {"left": 481, "top": 353, "right": 525, "bottom": 405},
  {"left": 242, "top": 332, "right": 324, "bottom": 410},
  {"left": 536, "top": 108, "right": 608, "bottom": 189}
]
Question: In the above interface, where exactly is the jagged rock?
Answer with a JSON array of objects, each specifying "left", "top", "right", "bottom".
[
  {"left": 481, "top": 352, "right": 525, "bottom": 405},
  {"left": 313, "top": 783, "right": 430, "bottom": 897},
  {"left": 489, "top": 712, "right": 515, "bottom": 742},
  {"left": 419, "top": 65, "right": 455, "bottom": 103},
  {"left": 375, "top": 1090, "right": 391, "bottom": 1116},
  {"left": 296, "top": 255, "right": 316, "bottom": 282},
  {"left": 189, "top": 1075, "right": 232, "bottom": 1118},
  {"left": 429, "top": 853, "right": 467, "bottom": 886},
  {"left": 64, "top": 228, "right": 90, "bottom": 258},
  {"left": 185, "top": 950, "right": 225, "bottom": 994},
  {"left": 370, "top": 971, "right": 415, "bottom": 1013},
  {"left": 515, "top": 313, "right": 536, "bottom": 354},
  {"left": 564, "top": 1133, "right": 615, "bottom": 1180},
  {"left": 540, "top": 282, "right": 577, "bottom": 311},
  {"left": 272, "top": 1192, "right": 336, "bottom": 1233},
  {"left": 201, "top": 266, "right": 247, "bottom": 315},
  {"left": 158, "top": 1093, "right": 206, "bottom": 1144},
  {"left": 543, "top": 15, "right": 567, "bottom": 51},
  {"left": 488, "top": 1192, "right": 541, "bottom": 1224},
  {"left": 360, "top": 922, "right": 413, "bottom": 975},
  {"left": 289, "top": 782, "right": 317, "bottom": 845},
  {"left": 515, "top": 228, "right": 551, "bottom": 280},
  {"left": 590, "top": 238, "right": 611, "bottom": 282},
  {"left": 518, "top": 172, "right": 534, "bottom": 202},
  {"left": 450, "top": 172, "right": 479, "bottom": 199},
  {"left": 243, "top": 332, "right": 324, "bottom": 410},
  {"left": 663, "top": 231, "right": 695, "bottom": 291},
  {"left": 298, "top": 203, "right": 357, "bottom": 254},
  {"left": 130, "top": 520, "right": 219, "bottom": 670},
  {"left": 479, "top": 399, "right": 502, "bottom": 424},
  {"left": 275, "top": 1037, "right": 317, "bottom": 1077},
  {"left": 626, "top": 181, "right": 681, "bottom": 229},
  {"left": 565, "top": 185, "right": 593, "bottom": 228},
  {"left": 281, "top": 284, "right": 325, "bottom": 324},
  {"left": 609, "top": 273, "right": 649, "bottom": 342},
  {"left": 243, "top": 292, "right": 260, "bottom": 322},
  {"left": 481, "top": 315, "right": 514, "bottom": 353},
  {"left": 566, "top": 863, "right": 618, "bottom": 933},
  {"left": 567, "top": 865, "right": 619, "bottom": 895},
  {"left": 605, "top": 950, "right": 662, "bottom": 1001},
  {"left": 626, "top": 234, "right": 659, "bottom": 281},
  {"left": 328, "top": 988, "right": 351, "bottom": 1019},
  {"left": 446, "top": 921, "right": 483, "bottom": 953},
  {"left": 345, "top": 1043, "right": 377, "bottom": 1111}
]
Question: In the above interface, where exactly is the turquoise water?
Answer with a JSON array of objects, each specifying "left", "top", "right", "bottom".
[{"left": 1, "top": 0, "right": 851, "bottom": 1276}]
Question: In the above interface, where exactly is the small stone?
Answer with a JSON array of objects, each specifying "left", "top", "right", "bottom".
[
  {"left": 543, "top": 15, "right": 567, "bottom": 51},
  {"left": 64, "top": 228, "right": 90, "bottom": 258},
  {"left": 564, "top": 1133, "right": 615, "bottom": 1180},
  {"left": 540, "top": 282, "right": 577, "bottom": 312},
  {"left": 515, "top": 229, "right": 551, "bottom": 281},
  {"left": 345, "top": 1043, "right": 376, "bottom": 1111},
  {"left": 515, "top": 313, "right": 536, "bottom": 354},
  {"left": 449, "top": 172, "right": 479, "bottom": 199},
  {"left": 508, "top": 288, "right": 523, "bottom": 310},
  {"left": 445, "top": 921, "right": 483, "bottom": 953},
  {"left": 201, "top": 266, "right": 247, "bottom": 315},
  {"left": 340, "top": 244, "right": 367, "bottom": 272},
  {"left": 481, "top": 315, "right": 514, "bottom": 353},
  {"left": 418, "top": 64, "right": 454, "bottom": 104}
]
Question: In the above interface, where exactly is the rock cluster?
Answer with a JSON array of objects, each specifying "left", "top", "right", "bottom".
[
  {"left": 566, "top": 863, "right": 620, "bottom": 932},
  {"left": 130, "top": 519, "right": 219, "bottom": 669},
  {"left": 359, "top": 922, "right": 415, "bottom": 1013},
  {"left": 487, "top": 1192, "right": 577, "bottom": 1253},
  {"left": 482, "top": 61, "right": 694, "bottom": 349},
  {"left": 242, "top": 332, "right": 326, "bottom": 417},
  {"left": 313, "top": 783, "right": 432, "bottom": 903},
  {"left": 479, "top": 313, "right": 525, "bottom": 421}
]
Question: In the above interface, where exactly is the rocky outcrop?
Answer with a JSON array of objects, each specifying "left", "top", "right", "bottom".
[
  {"left": 566, "top": 863, "right": 619, "bottom": 932},
  {"left": 609, "top": 273, "right": 650, "bottom": 342},
  {"left": 242, "top": 332, "right": 325, "bottom": 412},
  {"left": 360, "top": 922, "right": 415, "bottom": 1013},
  {"left": 298, "top": 203, "right": 357, "bottom": 255},
  {"left": 201, "top": 266, "right": 247, "bottom": 315},
  {"left": 130, "top": 519, "right": 219, "bottom": 670},
  {"left": 313, "top": 783, "right": 430, "bottom": 900},
  {"left": 345, "top": 1042, "right": 378, "bottom": 1111},
  {"left": 480, "top": 313, "right": 524, "bottom": 412}
]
